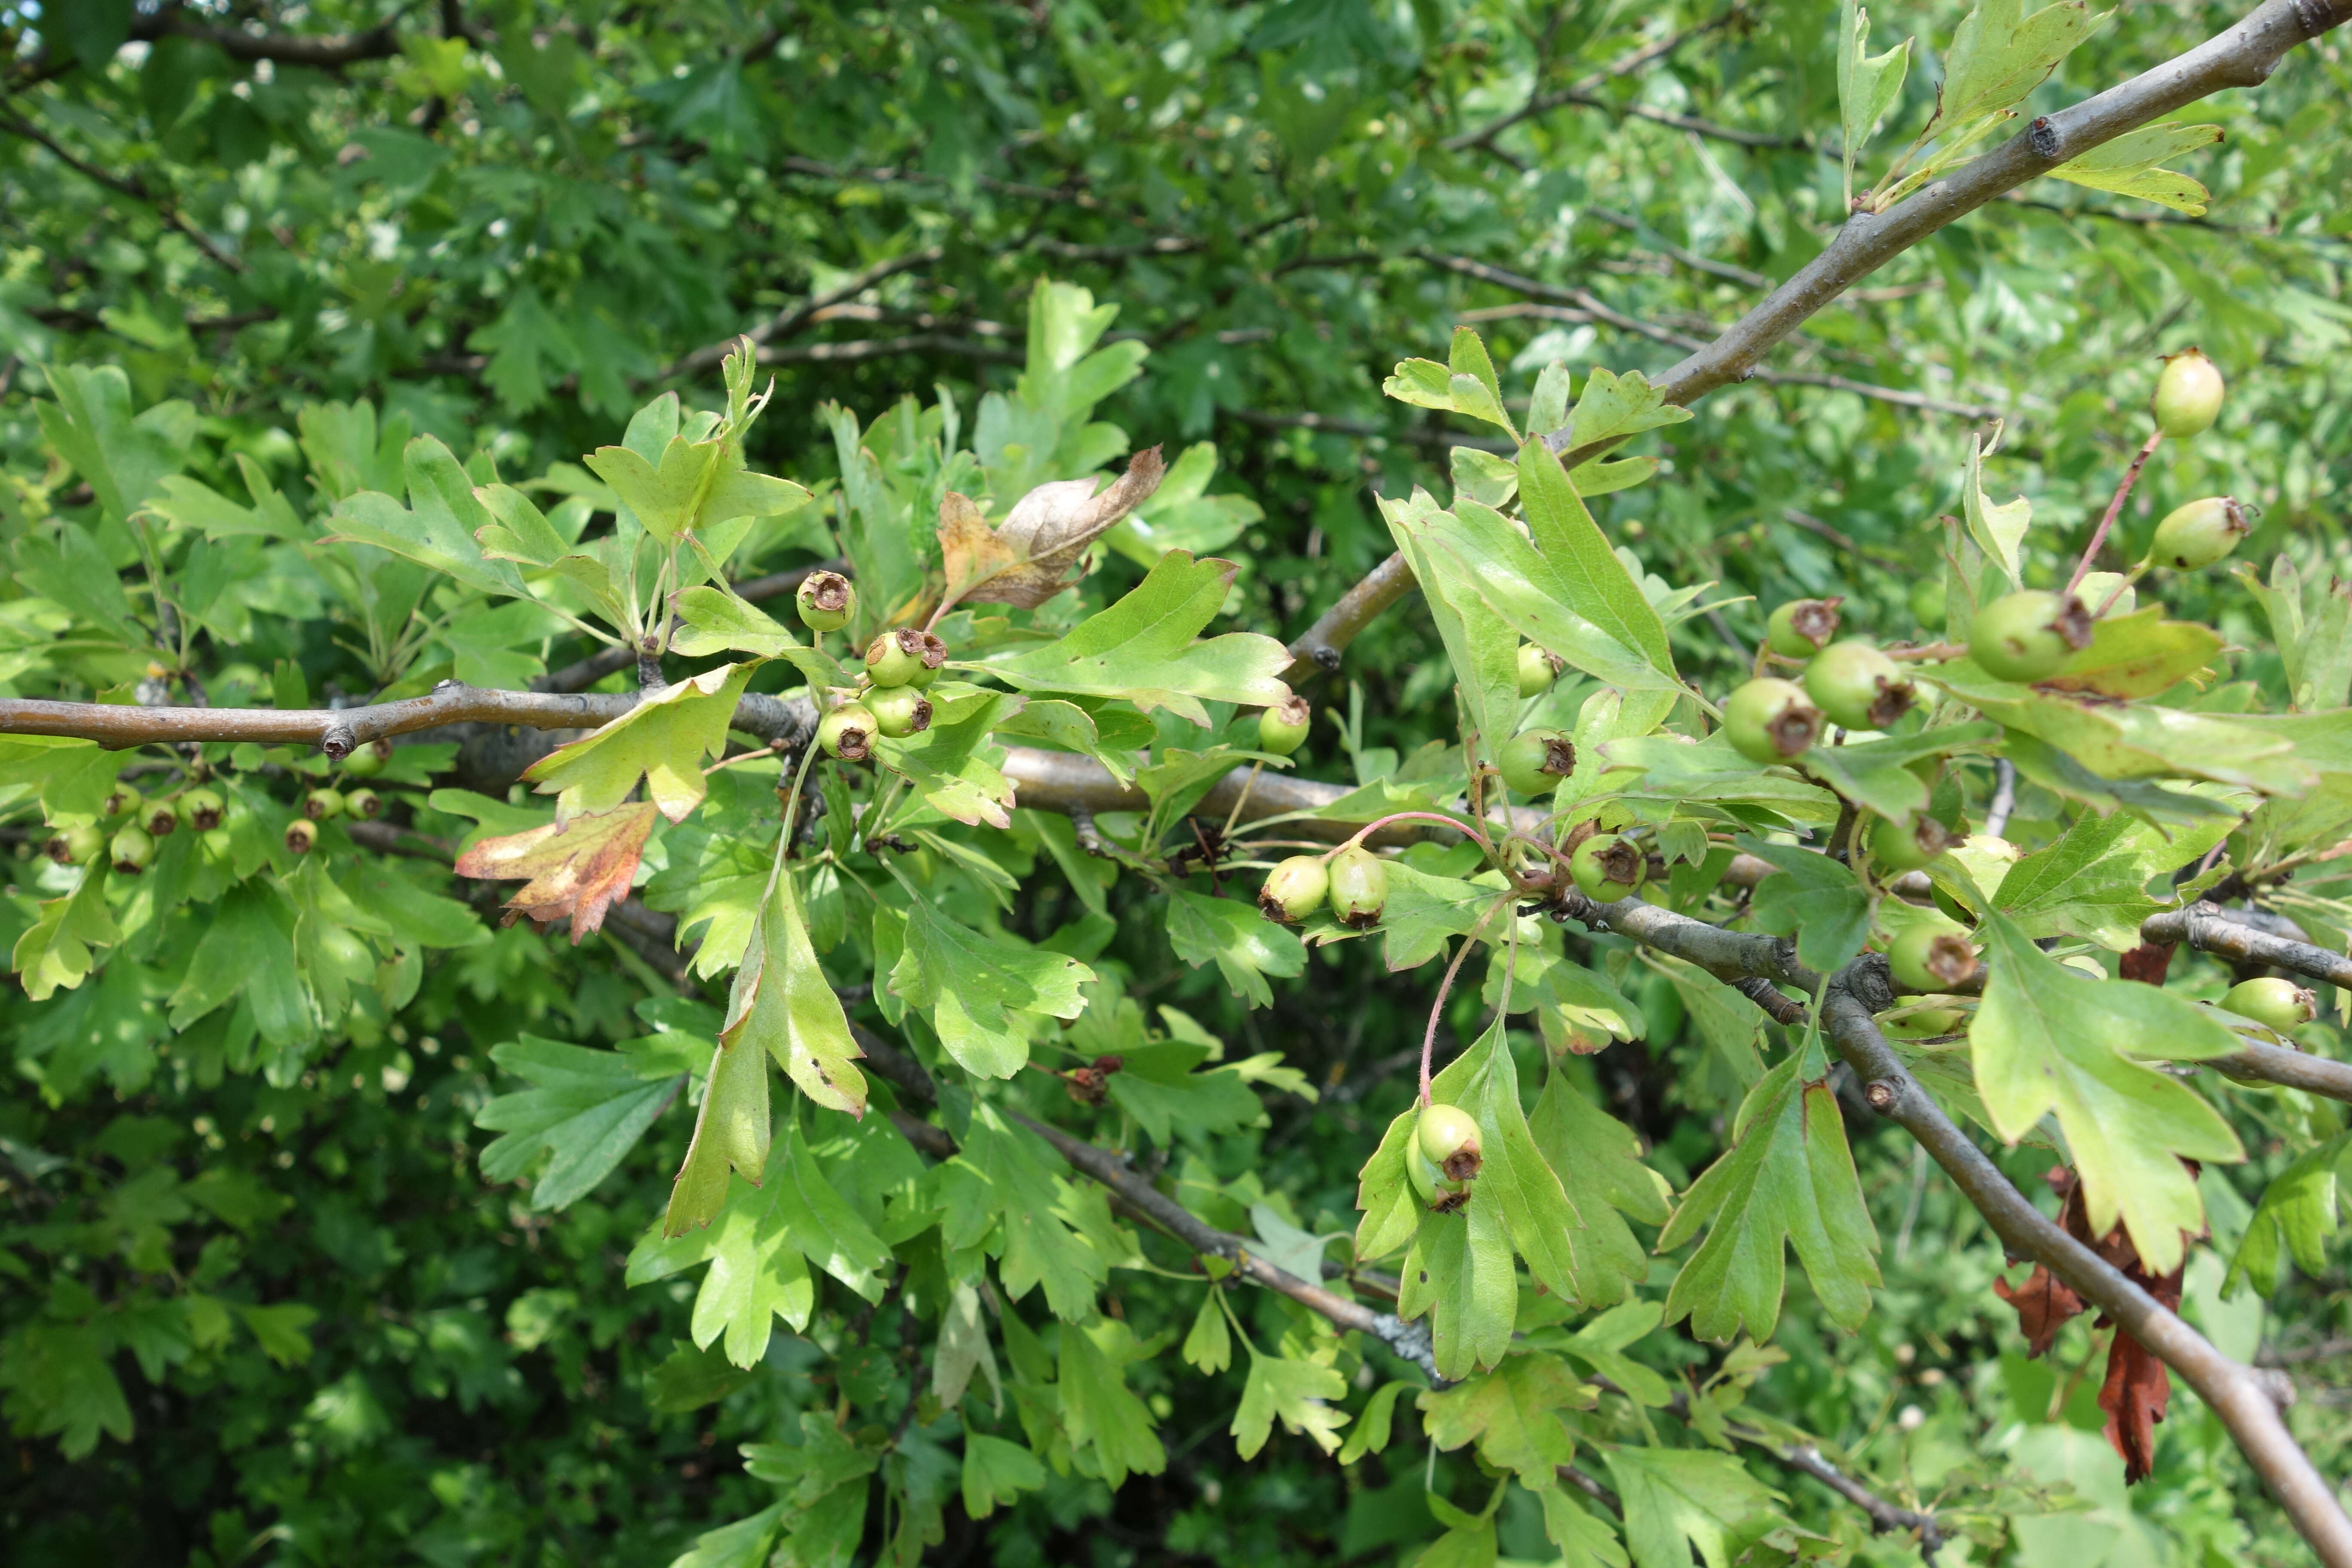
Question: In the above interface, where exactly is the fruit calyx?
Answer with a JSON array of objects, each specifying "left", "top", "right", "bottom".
[
  {"left": 818, "top": 703, "right": 877, "bottom": 762},
  {"left": 797, "top": 570, "right": 857, "bottom": 631},
  {"left": 1890, "top": 926, "right": 1980, "bottom": 991},
  {"left": 1766, "top": 597, "right": 1844, "bottom": 658},
  {"left": 865, "top": 627, "right": 948, "bottom": 688},
  {"left": 1723, "top": 678, "right": 1824, "bottom": 765},
  {"left": 1497, "top": 729, "right": 1576, "bottom": 794},
  {"left": 1570, "top": 832, "right": 1645, "bottom": 903}
]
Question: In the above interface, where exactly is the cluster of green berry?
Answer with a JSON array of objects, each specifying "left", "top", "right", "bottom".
[
  {"left": 798, "top": 572, "right": 946, "bottom": 761},
  {"left": 41, "top": 738, "right": 395, "bottom": 870}
]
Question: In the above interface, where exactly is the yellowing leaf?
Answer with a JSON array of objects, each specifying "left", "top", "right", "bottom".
[
  {"left": 12, "top": 868, "right": 120, "bottom": 1001},
  {"left": 521, "top": 661, "right": 754, "bottom": 822},
  {"left": 721, "top": 871, "right": 867, "bottom": 1118},
  {"left": 1940, "top": 0, "right": 2110, "bottom": 128},
  {"left": 938, "top": 446, "right": 1167, "bottom": 610},
  {"left": 453, "top": 801, "right": 660, "bottom": 941},
  {"left": 2049, "top": 121, "right": 2222, "bottom": 216},
  {"left": 661, "top": 1023, "right": 770, "bottom": 1237}
]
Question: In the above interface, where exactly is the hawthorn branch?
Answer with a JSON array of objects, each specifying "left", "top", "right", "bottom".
[
  {"left": 1820, "top": 959, "right": 2352, "bottom": 1565},
  {"left": 2141, "top": 901, "right": 2352, "bottom": 991},
  {"left": 663, "top": 248, "right": 948, "bottom": 380}
]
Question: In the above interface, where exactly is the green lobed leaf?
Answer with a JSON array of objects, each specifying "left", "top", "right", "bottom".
[
  {"left": 890, "top": 900, "right": 1093, "bottom": 1078},
  {"left": 1657, "top": 1054, "right": 1882, "bottom": 1342},
  {"left": 721, "top": 870, "right": 868, "bottom": 1117},
  {"left": 1232, "top": 1346, "right": 1350, "bottom": 1459},
  {"left": 522, "top": 662, "right": 757, "bottom": 823},
  {"left": 1416, "top": 1352, "right": 1592, "bottom": 1482}
]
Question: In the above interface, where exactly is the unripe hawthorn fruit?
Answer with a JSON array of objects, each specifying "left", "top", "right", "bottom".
[
  {"left": 867, "top": 685, "right": 933, "bottom": 738},
  {"left": 2225, "top": 976, "right": 2317, "bottom": 1032},
  {"left": 2150, "top": 496, "right": 2249, "bottom": 571},
  {"left": 141, "top": 799, "right": 178, "bottom": 837},
  {"left": 285, "top": 818, "right": 318, "bottom": 854},
  {"left": 1722, "top": 678, "right": 1823, "bottom": 765},
  {"left": 818, "top": 703, "right": 877, "bottom": 762},
  {"left": 1416, "top": 1102, "right": 1483, "bottom": 1183},
  {"left": 46, "top": 823, "right": 104, "bottom": 866},
  {"left": 180, "top": 787, "right": 225, "bottom": 832},
  {"left": 1329, "top": 845, "right": 1387, "bottom": 929},
  {"left": 1259, "top": 695, "right": 1312, "bottom": 757},
  {"left": 304, "top": 787, "right": 344, "bottom": 821},
  {"left": 864, "top": 627, "right": 946, "bottom": 689},
  {"left": 2152, "top": 346, "right": 2224, "bottom": 439},
  {"left": 1882, "top": 1004, "right": 1967, "bottom": 1040},
  {"left": 1516, "top": 644, "right": 1559, "bottom": 697},
  {"left": 1766, "top": 597, "right": 1843, "bottom": 659},
  {"left": 345, "top": 787, "right": 383, "bottom": 821},
  {"left": 1804, "top": 640, "right": 1915, "bottom": 731},
  {"left": 1968, "top": 590, "right": 2092, "bottom": 683},
  {"left": 1497, "top": 729, "right": 1575, "bottom": 795},
  {"left": 340, "top": 738, "right": 392, "bottom": 779},
  {"left": 109, "top": 824, "right": 154, "bottom": 875},
  {"left": 1258, "top": 855, "right": 1329, "bottom": 923},
  {"left": 1571, "top": 833, "right": 1645, "bottom": 903},
  {"left": 1871, "top": 814, "right": 1955, "bottom": 873},
  {"left": 103, "top": 781, "right": 141, "bottom": 819},
  {"left": 1908, "top": 577, "right": 1945, "bottom": 628},
  {"left": 1889, "top": 925, "right": 1979, "bottom": 992},
  {"left": 796, "top": 570, "right": 857, "bottom": 632}
]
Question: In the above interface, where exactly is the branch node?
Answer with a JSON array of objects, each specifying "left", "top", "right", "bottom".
[
  {"left": 320, "top": 722, "right": 357, "bottom": 760},
  {"left": 1863, "top": 1079, "right": 1899, "bottom": 1112},
  {"left": 2030, "top": 115, "right": 2063, "bottom": 159}
]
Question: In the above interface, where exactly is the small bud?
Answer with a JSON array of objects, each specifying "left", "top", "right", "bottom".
[
  {"left": 1329, "top": 845, "right": 1387, "bottom": 930},
  {"left": 1258, "top": 856, "right": 1330, "bottom": 923},
  {"left": 1258, "top": 695, "right": 1312, "bottom": 757},
  {"left": 796, "top": 570, "right": 858, "bottom": 632}
]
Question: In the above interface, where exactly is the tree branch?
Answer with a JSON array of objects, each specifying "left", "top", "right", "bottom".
[
  {"left": 1819, "top": 959, "right": 2352, "bottom": 1565},
  {"left": 2141, "top": 901, "right": 2352, "bottom": 991},
  {"left": 1605, "top": 0, "right": 2352, "bottom": 448},
  {"left": 662, "top": 248, "right": 948, "bottom": 380},
  {"left": 1441, "top": 10, "right": 1752, "bottom": 153}
]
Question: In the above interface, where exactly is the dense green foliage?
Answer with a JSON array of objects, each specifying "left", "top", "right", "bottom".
[{"left": 4, "top": 3, "right": 2352, "bottom": 1567}]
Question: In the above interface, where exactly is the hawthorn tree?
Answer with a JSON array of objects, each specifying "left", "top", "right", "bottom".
[{"left": 6, "top": 2, "right": 2352, "bottom": 1566}]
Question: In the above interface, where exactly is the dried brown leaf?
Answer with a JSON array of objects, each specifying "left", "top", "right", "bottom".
[
  {"left": 453, "top": 802, "right": 661, "bottom": 943},
  {"left": 937, "top": 446, "right": 1166, "bottom": 610},
  {"left": 1992, "top": 1265, "right": 2087, "bottom": 1358}
]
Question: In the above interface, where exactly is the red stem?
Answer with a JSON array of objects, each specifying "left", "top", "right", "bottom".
[
  {"left": 2065, "top": 428, "right": 2164, "bottom": 595},
  {"left": 1419, "top": 899, "right": 1507, "bottom": 1104},
  {"left": 1329, "top": 811, "right": 1492, "bottom": 858}
]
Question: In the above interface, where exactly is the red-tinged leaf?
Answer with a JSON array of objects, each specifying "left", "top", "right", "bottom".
[
  {"left": 2119, "top": 942, "right": 2176, "bottom": 983},
  {"left": 2099, "top": 1301, "right": 2177, "bottom": 1484},
  {"left": 454, "top": 802, "right": 661, "bottom": 942},
  {"left": 1992, "top": 1265, "right": 2086, "bottom": 1358}
]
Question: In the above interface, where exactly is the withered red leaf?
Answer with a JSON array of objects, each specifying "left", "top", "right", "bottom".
[
  {"left": 453, "top": 801, "right": 661, "bottom": 943},
  {"left": 1993, "top": 1265, "right": 2088, "bottom": 1359}
]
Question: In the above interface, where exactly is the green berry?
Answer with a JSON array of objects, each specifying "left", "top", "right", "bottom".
[
  {"left": 345, "top": 787, "right": 383, "bottom": 821},
  {"left": 1407, "top": 1145, "right": 1456, "bottom": 1205},
  {"left": 1908, "top": 577, "right": 1945, "bottom": 629},
  {"left": 2224, "top": 976, "right": 2316, "bottom": 1032},
  {"left": 1804, "top": 640, "right": 1915, "bottom": 732},
  {"left": 1259, "top": 696, "right": 1312, "bottom": 757},
  {"left": 46, "top": 823, "right": 105, "bottom": 865},
  {"left": 1516, "top": 644, "right": 1558, "bottom": 697},
  {"left": 864, "top": 628, "right": 946, "bottom": 688},
  {"left": 1497, "top": 729, "right": 1576, "bottom": 795},
  {"left": 109, "top": 824, "right": 155, "bottom": 874},
  {"left": 1766, "top": 597, "right": 1843, "bottom": 659},
  {"left": 304, "top": 787, "right": 344, "bottom": 821},
  {"left": 2150, "top": 496, "right": 2249, "bottom": 571},
  {"left": 141, "top": 799, "right": 179, "bottom": 837},
  {"left": 867, "top": 685, "right": 934, "bottom": 738},
  {"left": 1329, "top": 845, "right": 1388, "bottom": 930},
  {"left": 796, "top": 570, "right": 857, "bottom": 632},
  {"left": 1968, "top": 590, "right": 2091, "bottom": 683},
  {"left": 1888, "top": 925, "right": 1979, "bottom": 992},
  {"left": 2152, "top": 346, "right": 2224, "bottom": 440},
  {"left": 818, "top": 703, "right": 877, "bottom": 762},
  {"left": 1722, "top": 678, "right": 1823, "bottom": 766},
  {"left": 102, "top": 781, "right": 141, "bottom": 819},
  {"left": 285, "top": 818, "right": 318, "bottom": 855},
  {"left": 1882, "top": 1004, "right": 1966, "bottom": 1040},
  {"left": 180, "top": 787, "right": 225, "bottom": 832},
  {"left": 1570, "top": 833, "right": 1645, "bottom": 903},
  {"left": 340, "top": 739, "right": 391, "bottom": 779},
  {"left": 1871, "top": 815, "right": 1954, "bottom": 873},
  {"left": 1416, "top": 1102, "right": 1483, "bottom": 1183},
  {"left": 1257, "top": 856, "right": 1330, "bottom": 923}
]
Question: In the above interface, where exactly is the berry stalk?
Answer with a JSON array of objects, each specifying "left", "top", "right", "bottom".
[{"left": 2065, "top": 428, "right": 2164, "bottom": 596}]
